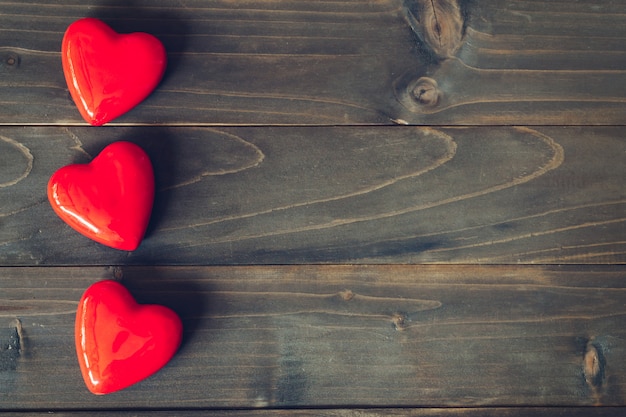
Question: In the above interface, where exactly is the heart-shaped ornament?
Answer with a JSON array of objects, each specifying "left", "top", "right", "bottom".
[
  {"left": 62, "top": 18, "right": 167, "bottom": 126},
  {"left": 75, "top": 280, "right": 182, "bottom": 394},
  {"left": 48, "top": 141, "right": 154, "bottom": 251}
]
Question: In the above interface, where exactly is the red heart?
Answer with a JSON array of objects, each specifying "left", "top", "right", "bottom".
[
  {"left": 48, "top": 141, "right": 154, "bottom": 251},
  {"left": 62, "top": 18, "right": 167, "bottom": 126},
  {"left": 75, "top": 280, "right": 182, "bottom": 394}
]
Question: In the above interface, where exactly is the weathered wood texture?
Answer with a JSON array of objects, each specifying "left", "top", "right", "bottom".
[
  {"left": 1, "top": 126, "right": 624, "bottom": 265},
  {"left": 4, "top": 409, "right": 626, "bottom": 417},
  {"left": 1, "top": 0, "right": 625, "bottom": 125},
  {"left": 1, "top": 265, "right": 625, "bottom": 409},
  {"left": 1, "top": 0, "right": 625, "bottom": 414}
]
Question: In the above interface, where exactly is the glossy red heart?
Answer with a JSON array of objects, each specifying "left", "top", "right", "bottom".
[
  {"left": 48, "top": 141, "right": 154, "bottom": 251},
  {"left": 75, "top": 280, "right": 183, "bottom": 395},
  {"left": 62, "top": 18, "right": 167, "bottom": 126}
]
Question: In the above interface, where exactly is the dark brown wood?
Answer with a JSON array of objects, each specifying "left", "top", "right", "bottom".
[
  {"left": 1, "top": 0, "right": 625, "bottom": 414},
  {"left": 0, "top": 0, "right": 625, "bottom": 125},
  {"left": 4, "top": 408, "right": 626, "bottom": 417},
  {"left": 403, "top": 0, "right": 466, "bottom": 59},
  {"left": 1, "top": 265, "right": 625, "bottom": 410},
  {"left": 0, "top": 126, "right": 624, "bottom": 265}
]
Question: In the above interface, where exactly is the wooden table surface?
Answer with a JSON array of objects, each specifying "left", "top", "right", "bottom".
[{"left": 1, "top": 0, "right": 625, "bottom": 415}]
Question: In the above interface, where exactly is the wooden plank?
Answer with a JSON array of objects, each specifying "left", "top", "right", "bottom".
[
  {"left": 0, "top": 265, "right": 624, "bottom": 409},
  {"left": 1, "top": 1, "right": 624, "bottom": 414},
  {"left": 0, "top": 126, "right": 624, "bottom": 265},
  {"left": 3, "top": 408, "right": 626, "bottom": 417},
  {"left": 1, "top": 0, "right": 625, "bottom": 126}
]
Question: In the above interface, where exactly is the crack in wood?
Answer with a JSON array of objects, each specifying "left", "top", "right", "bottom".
[
  {"left": 430, "top": 0, "right": 443, "bottom": 47},
  {"left": 403, "top": 0, "right": 465, "bottom": 59}
]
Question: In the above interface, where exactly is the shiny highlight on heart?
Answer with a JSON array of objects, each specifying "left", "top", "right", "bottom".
[
  {"left": 62, "top": 18, "right": 167, "bottom": 126},
  {"left": 75, "top": 280, "right": 182, "bottom": 394},
  {"left": 47, "top": 141, "right": 154, "bottom": 251}
]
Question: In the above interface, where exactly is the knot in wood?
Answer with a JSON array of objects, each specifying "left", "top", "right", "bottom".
[
  {"left": 403, "top": 0, "right": 465, "bottom": 59},
  {"left": 339, "top": 289, "right": 354, "bottom": 301},
  {"left": 583, "top": 342, "right": 605, "bottom": 389},
  {"left": 112, "top": 266, "right": 124, "bottom": 281},
  {"left": 391, "top": 312, "right": 408, "bottom": 331},
  {"left": 411, "top": 77, "right": 440, "bottom": 107},
  {"left": 3, "top": 52, "right": 19, "bottom": 68}
]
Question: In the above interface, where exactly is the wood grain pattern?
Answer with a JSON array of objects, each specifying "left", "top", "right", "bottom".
[
  {"left": 0, "top": 126, "right": 624, "bottom": 265},
  {"left": 1, "top": 0, "right": 625, "bottom": 414},
  {"left": 4, "top": 409, "right": 626, "bottom": 417},
  {"left": 0, "top": 0, "right": 625, "bottom": 125},
  {"left": 402, "top": 0, "right": 466, "bottom": 59},
  {"left": 1, "top": 265, "right": 624, "bottom": 409}
]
